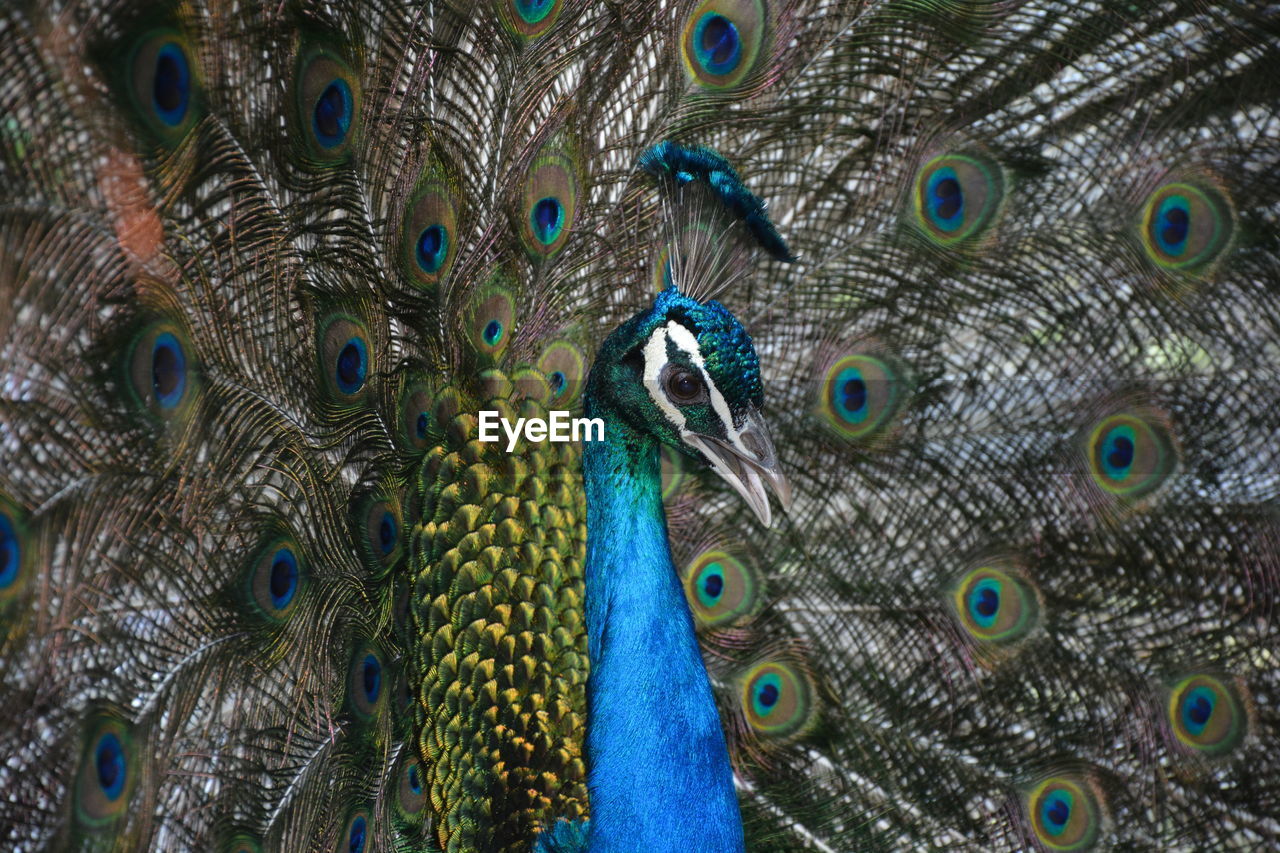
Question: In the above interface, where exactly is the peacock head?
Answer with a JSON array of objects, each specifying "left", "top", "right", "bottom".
[{"left": 587, "top": 287, "right": 790, "bottom": 525}]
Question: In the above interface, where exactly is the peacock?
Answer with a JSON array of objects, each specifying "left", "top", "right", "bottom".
[{"left": 2, "top": 0, "right": 1278, "bottom": 850}]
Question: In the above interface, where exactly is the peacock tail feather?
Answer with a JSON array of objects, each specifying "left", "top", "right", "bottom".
[{"left": 2, "top": 0, "right": 1278, "bottom": 851}]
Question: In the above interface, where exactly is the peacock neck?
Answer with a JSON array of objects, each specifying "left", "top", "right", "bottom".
[{"left": 579, "top": 409, "right": 744, "bottom": 853}]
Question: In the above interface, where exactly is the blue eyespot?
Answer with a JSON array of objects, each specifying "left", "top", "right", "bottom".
[
  {"left": 403, "top": 187, "right": 457, "bottom": 284},
  {"left": 693, "top": 13, "right": 742, "bottom": 76},
  {"left": 537, "top": 341, "right": 584, "bottom": 403},
  {"left": 819, "top": 354, "right": 906, "bottom": 442},
  {"left": 1167, "top": 674, "right": 1246, "bottom": 755},
  {"left": 694, "top": 562, "right": 727, "bottom": 608},
  {"left": 268, "top": 548, "right": 299, "bottom": 611},
  {"left": 1153, "top": 195, "right": 1191, "bottom": 257},
  {"left": 0, "top": 512, "right": 20, "bottom": 590},
  {"left": 515, "top": 0, "right": 555, "bottom": 24},
  {"left": 347, "top": 814, "right": 367, "bottom": 853},
  {"left": 249, "top": 536, "right": 305, "bottom": 622},
  {"left": 127, "top": 323, "right": 197, "bottom": 417},
  {"left": 1097, "top": 423, "right": 1136, "bottom": 482},
  {"left": 752, "top": 672, "right": 783, "bottom": 716},
  {"left": 151, "top": 332, "right": 188, "bottom": 410},
  {"left": 1039, "top": 789, "right": 1073, "bottom": 836},
  {"left": 483, "top": 320, "right": 504, "bottom": 347},
  {"left": 313, "top": 78, "right": 353, "bottom": 149},
  {"left": 1140, "top": 181, "right": 1232, "bottom": 273},
  {"left": 377, "top": 512, "right": 397, "bottom": 556},
  {"left": 686, "top": 551, "right": 759, "bottom": 627},
  {"left": 335, "top": 337, "right": 368, "bottom": 396},
  {"left": 152, "top": 42, "right": 191, "bottom": 127},
  {"left": 397, "top": 756, "right": 427, "bottom": 820},
  {"left": 1027, "top": 776, "right": 1101, "bottom": 849},
  {"left": 415, "top": 224, "right": 449, "bottom": 273},
  {"left": 967, "top": 579, "right": 1001, "bottom": 627},
  {"left": 521, "top": 149, "right": 577, "bottom": 255},
  {"left": 362, "top": 654, "right": 382, "bottom": 704},
  {"left": 408, "top": 762, "right": 422, "bottom": 795},
  {"left": 348, "top": 647, "right": 385, "bottom": 718},
  {"left": 926, "top": 167, "right": 964, "bottom": 232},
  {"left": 129, "top": 32, "right": 201, "bottom": 141},
  {"left": 681, "top": 1, "right": 765, "bottom": 90},
  {"left": 359, "top": 498, "right": 401, "bottom": 572},
  {"left": 1180, "top": 685, "right": 1216, "bottom": 736},
  {"left": 741, "top": 661, "right": 813, "bottom": 737},
  {"left": 834, "top": 366, "right": 869, "bottom": 425},
  {"left": 911, "top": 153, "right": 1004, "bottom": 247},
  {"left": 95, "top": 733, "right": 127, "bottom": 801},
  {"left": 1087, "top": 412, "right": 1175, "bottom": 499},
  {"left": 399, "top": 382, "right": 433, "bottom": 450},
  {"left": 531, "top": 197, "right": 564, "bottom": 245},
  {"left": 952, "top": 565, "right": 1038, "bottom": 644},
  {"left": 76, "top": 718, "right": 136, "bottom": 825}
]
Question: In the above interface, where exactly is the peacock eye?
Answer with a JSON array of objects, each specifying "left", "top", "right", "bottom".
[{"left": 664, "top": 366, "right": 706, "bottom": 404}]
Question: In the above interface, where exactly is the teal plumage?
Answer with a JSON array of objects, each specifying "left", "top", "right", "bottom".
[{"left": 2, "top": 1, "right": 1279, "bottom": 851}]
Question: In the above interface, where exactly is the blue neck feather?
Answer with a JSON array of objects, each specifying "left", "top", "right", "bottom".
[{"left": 580, "top": 415, "right": 744, "bottom": 853}]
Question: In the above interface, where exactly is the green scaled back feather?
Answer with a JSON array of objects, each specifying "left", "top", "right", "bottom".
[{"left": 2, "top": 1, "right": 1278, "bottom": 851}]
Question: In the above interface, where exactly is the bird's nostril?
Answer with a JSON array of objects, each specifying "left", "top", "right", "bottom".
[{"left": 740, "top": 430, "right": 765, "bottom": 459}]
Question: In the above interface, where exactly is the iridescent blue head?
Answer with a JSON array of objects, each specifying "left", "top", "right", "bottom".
[{"left": 586, "top": 286, "right": 789, "bottom": 525}]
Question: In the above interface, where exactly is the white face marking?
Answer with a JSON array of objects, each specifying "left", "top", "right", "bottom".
[
  {"left": 642, "top": 324, "right": 686, "bottom": 431},
  {"left": 640, "top": 321, "right": 742, "bottom": 443}
]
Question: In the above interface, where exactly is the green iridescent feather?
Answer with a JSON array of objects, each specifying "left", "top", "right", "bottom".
[{"left": 1, "top": 1, "right": 1278, "bottom": 851}]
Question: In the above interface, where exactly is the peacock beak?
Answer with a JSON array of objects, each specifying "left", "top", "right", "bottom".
[{"left": 683, "top": 410, "right": 791, "bottom": 528}]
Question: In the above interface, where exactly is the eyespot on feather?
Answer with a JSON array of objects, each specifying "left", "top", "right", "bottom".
[
  {"left": 499, "top": 0, "right": 564, "bottom": 38},
  {"left": 1024, "top": 775, "right": 1104, "bottom": 851},
  {"left": 681, "top": 0, "right": 768, "bottom": 91},
  {"left": 318, "top": 313, "right": 371, "bottom": 403},
  {"left": 816, "top": 353, "right": 907, "bottom": 443},
  {"left": 125, "top": 320, "right": 199, "bottom": 420},
  {"left": 295, "top": 47, "right": 360, "bottom": 162},
  {"left": 396, "top": 753, "right": 427, "bottom": 824},
  {"left": 125, "top": 29, "right": 200, "bottom": 143},
  {"left": 354, "top": 491, "right": 404, "bottom": 576},
  {"left": 536, "top": 340, "right": 586, "bottom": 406},
  {"left": 911, "top": 152, "right": 1005, "bottom": 247},
  {"left": 1139, "top": 180, "right": 1233, "bottom": 273},
  {"left": 337, "top": 808, "right": 371, "bottom": 853},
  {"left": 1166, "top": 674, "right": 1248, "bottom": 757},
  {"left": 398, "top": 378, "right": 435, "bottom": 452},
  {"left": 1085, "top": 412, "right": 1175, "bottom": 500},
  {"left": 0, "top": 495, "right": 31, "bottom": 606},
  {"left": 75, "top": 714, "right": 136, "bottom": 828},
  {"left": 739, "top": 660, "right": 815, "bottom": 739},
  {"left": 245, "top": 534, "right": 305, "bottom": 623},
  {"left": 347, "top": 645, "right": 386, "bottom": 721},
  {"left": 520, "top": 147, "right": 578, "bottom": 256},
  {"left": 467, "top": 287, "right": 516, "bottom": 361},
  {"left": 949, "top": 563, "right": 1039, "bottom": 645},
  {"left": 402, "top": 178, "right": 459, "bottom": 288},
  {"left": 684, "top": 550, "right": 760, "bottom": 627}
]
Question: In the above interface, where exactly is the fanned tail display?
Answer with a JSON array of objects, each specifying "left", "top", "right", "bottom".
[{"left": 1, "top": 1, "right": 1277, "bottom": 851}]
